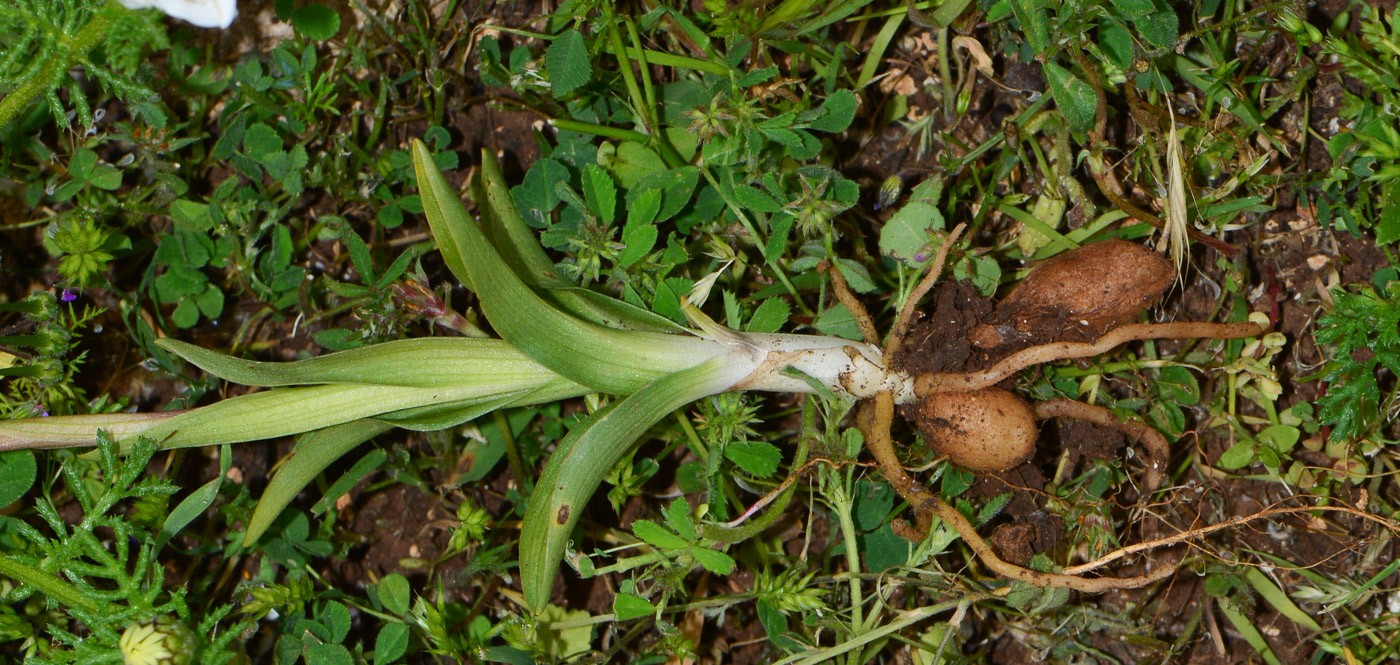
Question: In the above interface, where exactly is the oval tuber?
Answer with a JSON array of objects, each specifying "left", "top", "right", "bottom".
[
  {"left": 993, "top": 240, "right": 1174, "bottom": 338},
  {"left": 913, "top": 388, "right": 1037, "bottom": 471}
]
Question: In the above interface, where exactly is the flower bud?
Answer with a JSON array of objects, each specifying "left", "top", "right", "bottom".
[{"left": 120, "top": 617, "right": 196, "bottom": 665}]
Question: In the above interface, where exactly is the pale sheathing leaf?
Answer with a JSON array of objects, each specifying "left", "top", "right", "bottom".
[{"left": 1159, "top": 107, "right": 1189, "bottom": 282}]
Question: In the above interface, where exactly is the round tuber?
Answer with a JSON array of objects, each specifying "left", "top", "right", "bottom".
[{"left": 913, "top": 388, "right": 1037, "bottom": 472}]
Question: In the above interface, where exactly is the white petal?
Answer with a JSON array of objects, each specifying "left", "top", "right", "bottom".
[{"left": 117, "top": 0, "right": 237, "bottom": 29}]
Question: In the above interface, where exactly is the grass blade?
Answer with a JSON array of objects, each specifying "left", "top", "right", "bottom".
[{"left": 1243, "top": 567, "right": 1322, "bottom": 633}]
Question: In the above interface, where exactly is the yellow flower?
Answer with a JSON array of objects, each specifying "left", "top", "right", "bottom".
[{"left": 120, "top": 618, "right": 194, "bottom": 665}]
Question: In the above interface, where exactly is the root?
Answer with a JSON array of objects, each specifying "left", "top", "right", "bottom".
[
  {"left": 914, "top": 321, "right": 1263, "bottom": 396},
  {"left": 885, "top": 223, "right": 966, "bottom": 359},
  {"left": 924, "top": 495, "right": 1181, "bottom": 593},
  {"left": 1062, "top": 500, "right": 1400, "bottom": 576},
  {"left": 820, "top": 261, "right": 880, "bottom": 346},
  {"left": 1031, "top": 399, "right": 1169, "bottom": 491}
]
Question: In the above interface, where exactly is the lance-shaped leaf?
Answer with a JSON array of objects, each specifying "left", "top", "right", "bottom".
[
  {"left": 412, "top": 139, "right": 719, "bottom": 394},
  {"left": 160, "top": 337, "right": 566, "bottom": 389},
  {"left": 245, "top": 420, "right": 392, "bottom": 545},
  {"left": 520, "top": 356, "right": 745, "bottom": 612},
  {"left": 476, "top": 150, "right": 685, "bottom": 335}
]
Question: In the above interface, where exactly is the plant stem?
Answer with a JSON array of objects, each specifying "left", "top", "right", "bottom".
[
  {"left": 699, "top": 167, "right": 808, "bottom": 312},
  {"left": 548, "top": 117, "right": 650, "bottom": 143},
  {"left": 0, "top": 553, "right": 105, "bottom": 614},
  {"left": 602, "top": 2, "right": 650, "bottom": 135},
  {"left": 0, "top": 2, "right": 121, "bottom": 131},
  {"left": 829, "top": 479, "right": 864, "bottom": 657},
  {"left": 601, "top": 44, "right": 727, "bottom": 75}
]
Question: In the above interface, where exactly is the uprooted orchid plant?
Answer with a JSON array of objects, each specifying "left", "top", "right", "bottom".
[{"left": 0, "top": 140, "right": 1262, "bottom": 612}]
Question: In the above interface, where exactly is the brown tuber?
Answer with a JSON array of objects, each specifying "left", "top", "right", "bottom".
[
  {"left": 913, "top": 388, "right": 1037, "bottom": 471},
  {"left": 972, "top": 240, "right": 1176, "bottom": 348}
]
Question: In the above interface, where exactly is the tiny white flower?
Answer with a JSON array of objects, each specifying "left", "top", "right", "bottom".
[{"left": 118, "top": 0, "right": 237, "bottom": 29}]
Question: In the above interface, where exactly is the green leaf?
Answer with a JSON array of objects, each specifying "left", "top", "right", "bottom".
[
  {"left": 321, "top": 601, "right": 352, "bottom": 642},
  {"left": 1379, "top": 181, "right": 1400, "bottom": 245},
  {"left": 519, "top": 357, "right": 740, "bottom": 611},
  {"left": 724, "top": 440, "right": 783, "bottom": 477},
  {"left": 292, "top": 4, "right": 341, "bottom": 40},
  {"left": 1108, "top": 0, "right": 1154, "bottom": 16},
  {"left": 170, "top": 199, "right": 212, "bottom": 232},
  {"left": 172, "top": 299, "right": 200, "bottom": 328},
  {"left": 663, "top": 497, "right": 696, "bottom": 541},
  {"left": 618, "top": 217, "right": 657, "bottom": 267},
  {"left": 606, "top": 142, "right": 667, "bottom": 188},
  {"left": 809, "top": 89, "right": 858, "bottom": 132},
  {"left": 1136, "top": 10, "right": 1178, "bottom": 49},
  {"left": 1042, "top": 62, "right": 1096, "bottom": 132},
  {"left": 69, "top": 149, "right": 98, "bottom": 180},
  {"left": 305, "top": 644, "right": 354, "bottom": 665},
  {"left": 880, "top": 202, "right": 945, "bottom": 263},
  {"left": 732, "top": 184, "right": 782, "bottom": 213},
  {"left": 834, "top": 259, "right": 876, "bottom": 293},
  {"left": 314, "top": 448, "right": 386, "bottom": 514},
  {"left": 1154, "top": 366, "right": 1199, "bottom": 405},
  {"left": 853, "top": 478, "right": 894, "bottom": 531},
  {"left": 690, "top": 546, "right": 736, "bottom": 575},
  {"left": 243, "top": 123, "right": 282, "bottom": 157},
  {"left": 632, "top": 519, "right": 690, "bottom": 550},
  {"left": 537, "top": 605, "right": 595, "bottom": 659},
  {"left": 1006, "top": 0, "right": 1049, "bottom": 54},
  {"left": 374, "top": 623, "right": 410, "bottom": 665},
  {"left": 1258, "top": 425, "right": 1300, "bottom": 453},
  {"left": 736, "top": 65, "right": 779, "bottom": 87},
  {"left": 511, "top": 158, "right": 570, "bottom": 228},
  {"left": 813, "top": 303, "right": 862, "bottom": 340},
  {"left": 88, "top": 165, "right": 122, "bottom": 190},
  {"left": 1098, "top": 21, "right": 1135, "bottom": 70},
  {"left": 582, "top": 164, "right": 617, "bottom": 225},
  {"left": 195, "top": 284, "right": 224, "bottom": 319},
  {"left": 628, "top": 167, "right": 698, "bottom": 223},
  {"left": 861, "top": 521, "right": 911, "bottom": 572},
  {"left": 378, "top": 574, "right": 412, "bottom": 616},
  {"left": 1243, "top": 567, "right": 1322, "bottom": 633},
  {"left": 745, "top": 298, "right": 790, "bottom": 333},
  {"left": 612, "top": 593, "right": 656, "bottom": 621},
  {"left": 547, "top": 30, "right": 592, "bottom": 98},
  {"left": 0, "top": 450, "right": 36, "bottom": 509},
  {"left": 157, "top": 444, "right": 227, "bottom": 550},
  {"left": 245, "top": 421, "right": 391, "bottom": 545},
  {"left": 1217, "top": 441, "right": 1255, "bottom": 470},
  {"left": 415, "top": 142, "right": 706, "bottom": 393}
]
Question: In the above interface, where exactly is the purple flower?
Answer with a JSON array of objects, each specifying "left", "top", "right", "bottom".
[{"left": 60, "top": 289, "right": 77, "bottom": 302}]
